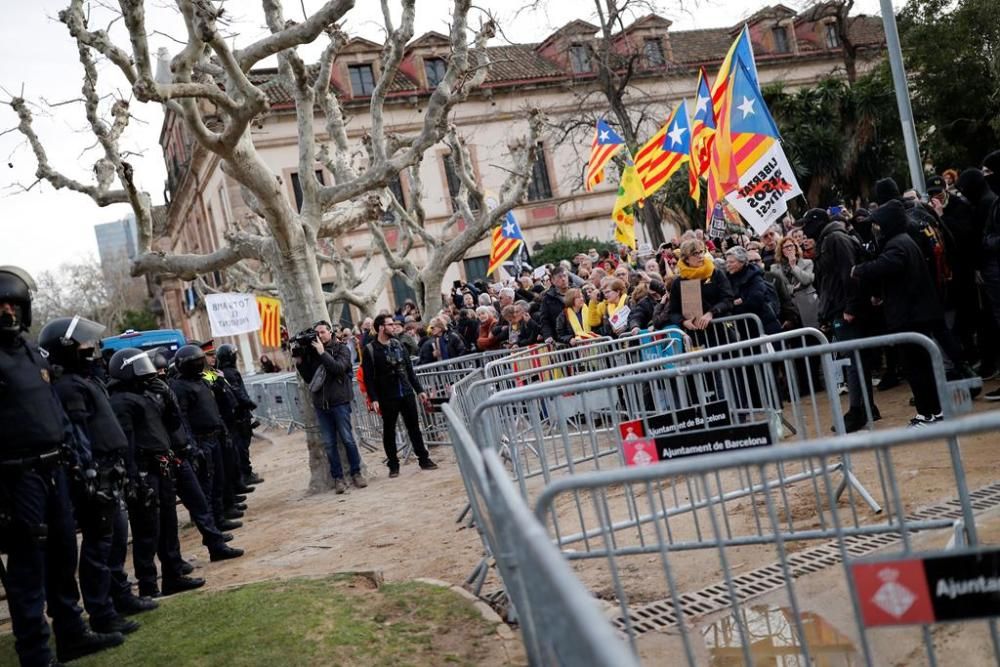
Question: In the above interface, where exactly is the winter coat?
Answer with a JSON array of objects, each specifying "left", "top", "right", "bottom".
[
  {"left": 476, "top": 318, "right": 501, "bottom": 351},
  {"left": 538, "top": 286, "right": 566, "bottom": 342},
  {"left": 771, "top": 258, "right": 815, "bottom": 292},
  {"left": 727, "top": 263, "right": 782, "bottom": 335},
  {"left": 296, "top": 340, "right": 354, "bottom": 409},
  {"left": 853, "top": 200, "right": 943, "bottom": 330},
  {"left": 510, "top": 318, "right": 541, "bottom": 347},
  {"left": 627, "top": 295, "right": 657, "bottom": 331},
  {"left": 667, "top": 266, "right": 735, "bottom": 327},
  {"left": 418, "top": 332, "right": 466, "bottom": 365},
  {"left": 763, "top": 271, "right": 802, "bottom": 330},
  {"left": 813, "top": 221, "right": 866, "bottom": 324}
]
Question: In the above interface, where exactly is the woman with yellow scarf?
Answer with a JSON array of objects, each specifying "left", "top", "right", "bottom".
[
  {"left": 666, "top": 239, "right": 735, "bottom": 331},
  {"left": 555, "top": 288, "right": 600, "bottom": 346}
]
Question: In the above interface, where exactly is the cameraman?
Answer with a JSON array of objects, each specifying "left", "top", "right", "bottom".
[
  {"left": 294, "top": 321, "right": 366, "bottom": 494},
  {"left": 361, "top": 314, "right": 438, "bottom": 478}
]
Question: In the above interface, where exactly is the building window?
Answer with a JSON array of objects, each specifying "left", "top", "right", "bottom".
[
  {"left": 643, "top": 38, "right": 665, "bottom": 66},
  {"left": 772, "top": 26, "right": 790, "bottom": 53},
  {"left": 569, "top": 44, "right": 591, "bottom": 74},
  {"left": 391, "top": 273, "right": 417, "bottom": 310},
  {"left": 442, "top": 153, "right": 479, "bottom": 211},
  {"left": 424, "top": 57, "right": 447, "bottom": 88},
  {"left": 825, "top": 23, "right": 840, "bottom": 49},
  {"left": 527, "top": 144, "right": 553, "bottom": 201},
  {"left": 388, "top": 175, "right": 406, "bottom": 209},
  {"left": 463, "top": 256, "right": 490, "bottom": 284},
  {"left": 290, "top": 170, "right": 326, "bottom": 212},
  {"left": 348, "top": 64, "right": 376, "bottom": 96}
]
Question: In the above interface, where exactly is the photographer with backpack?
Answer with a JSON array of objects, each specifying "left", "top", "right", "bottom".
[
  {"left": 361, "top": 315, "right": 438, "bottom": 478},
  {"left": 293, "top": 321, "right": 366, "bottom": 494}
]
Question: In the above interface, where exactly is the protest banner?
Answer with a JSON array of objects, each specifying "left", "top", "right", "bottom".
[{"left": 205, "top": 293, "right": 261, "bottom": 337}]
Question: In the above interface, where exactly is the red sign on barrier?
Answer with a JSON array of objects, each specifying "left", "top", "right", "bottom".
[{"left": 851, "top": 550, "right": 1000, "bottom": 627}]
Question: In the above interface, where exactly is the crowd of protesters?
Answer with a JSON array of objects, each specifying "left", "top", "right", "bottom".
[{"left": 328, "top": 153, "right": 1000, "bottom": 433}]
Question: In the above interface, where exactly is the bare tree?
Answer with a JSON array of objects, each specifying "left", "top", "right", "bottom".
[
  {"left": 31, "top": 256, "right": 152, "bottom": 337},
  {"left": 370, "top": 110, "right": 544, "bottom": 317},
  {"left": 4, "top": 0, "right": 498, "bottom": 493}
]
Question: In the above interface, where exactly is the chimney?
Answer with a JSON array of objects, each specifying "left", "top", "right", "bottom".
[{"left": 155, "top": 47, "right": 172, "bottom": 84}]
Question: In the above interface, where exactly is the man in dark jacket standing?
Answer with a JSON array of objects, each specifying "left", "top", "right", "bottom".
[
  {"left": 539, "top": 266, "right": 569, "bottom": 344},
  {"left": 295, "top": 321, "right": 366, "bottom": 494},
  {"left": 361, "top": 314, "right": 438, "bottom": 478},
  {"left": 215, "top": 344, "right": 263, "bottom": 487},
  {"left": 796, "top": 208, "right": 879, "bottom": 432},
  {"left": 854, "top": 200, "right": 945, "bottom": 426}
]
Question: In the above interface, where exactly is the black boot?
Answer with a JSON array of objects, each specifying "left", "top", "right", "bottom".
[
  {"left": 221, "top": 532, "right": 234, "bottom": 542},
  {"left": 209, "top": 545, "right": 245, "bottom": 562},
  {"left": 223, "top": 508, "right": 244, "bottom": 520},
  {"left": 161, "top": 575, "right": 206, "bottom": 596},
  {"left": 91, "top": 614, "right": 140, "bottom": 635},
  {"left": 246, "top": 472, "right": 265, "bottom": 485},
  {"left": 234, "top": 502, "right": 247, "bottom": 511},
  {"left": 217, "top": 518, "right": 243, "bottom": 531},
  {"left": 179, "top": 560, "right": 195, "bottom": 575},
  {"left": 56, "top": 630, "right": 124, "bottom": 663},
  {"left": 235, "top": 484, "right": 256, "bottom": 494},
  {"left": 234, "top": 494, "right": 247, "bottom": 503},
  {"left": 115, "top": 593, "right": 159, "bottom": 616}
]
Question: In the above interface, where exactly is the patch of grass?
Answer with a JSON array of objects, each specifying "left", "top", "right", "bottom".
[{"left": 0, "top": 576, "right": 500, "bottom": 666}]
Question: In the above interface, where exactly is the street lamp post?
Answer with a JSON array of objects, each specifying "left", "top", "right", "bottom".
[{"left": 879, "top": 0, "right": 925, "bottom": 194}]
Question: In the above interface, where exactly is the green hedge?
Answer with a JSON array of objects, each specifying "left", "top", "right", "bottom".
[{"left": 531, "top": 234, "right": 614, "bottom": 268}]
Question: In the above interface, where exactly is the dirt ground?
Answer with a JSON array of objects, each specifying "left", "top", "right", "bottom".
[{"left": 1, "top": 375, "right": 997, "bottom": 665}]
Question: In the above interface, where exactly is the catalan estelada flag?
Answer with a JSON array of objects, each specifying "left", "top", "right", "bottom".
[
  {"left": 689, "top": 68, "right": 716, "bottom": 203},
  {"left": 256, "top": 296, "right": 282, "bottom": 348},
  {"left": 585, "top": 119, "right": 626, "bottom": 191},
  {"left": 717, "top": 55, "right": 781, "bottom": 194},
  {"left": 635, "top": 101, "right": 691, "bottom": 198},
  {"left": 487, "top": 210, "right": 524, "bottom": 275},
  {"left": 710, "top": 25, "right": 759, "bottom": 119}
]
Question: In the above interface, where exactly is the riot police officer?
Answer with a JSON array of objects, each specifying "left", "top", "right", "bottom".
[
  {"left": 0, "top": 266, "right": 123, "bottom": 666},
  {"left": 146, "top": 347, "right": 243, "bottom": 563},
  {"left": 215, "top": 343, "right": 264, "bottom": 488},
  {"left": 169, "top": 345, "right": 242, "bottom": 532},
  {"left": 39, "top": 316, "right": 142, "bottom": 635}
]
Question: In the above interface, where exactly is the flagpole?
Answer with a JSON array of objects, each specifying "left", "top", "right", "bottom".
[{"left": 879, "top": 0, "right": 925, "bottom": 194}]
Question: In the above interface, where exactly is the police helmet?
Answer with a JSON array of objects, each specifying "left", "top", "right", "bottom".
[
  {"left": 109, "top": 347, "right": 157, "bottom": 382},
  {"left": 0, "top": 265, "right": 36, "bottom": 333},
  {"left": 174, "top": 344, "right": 207, "bottom": 376},
  {"left": 216, "top": 343, "right": 238, "bottom": 368},
  {"left": 148, "top": 346, "right": 170, "bottom": 372},
  {"left": 38, "top": 315, "right": 107, "bottom": 366}
]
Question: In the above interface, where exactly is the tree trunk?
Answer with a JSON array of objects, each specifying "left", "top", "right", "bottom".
[
  {"left": 640, "top": 205, "right": 667, "bottom": 248},
  {"left": 421, "top": 270, "right": 445, "bottom": 320}
]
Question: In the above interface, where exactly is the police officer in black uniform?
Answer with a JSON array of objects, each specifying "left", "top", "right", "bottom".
[
  {"left": 169, "top": 345, "right": 242, "bottom": 532},
  {"left": 146, "top": 348, "right": 244, "bottom": 563},
  {"left": 0, "top": 266, "right": 123, "bottom": 667},
  {"left": 39, "top": 315, "right": 142, "bottom": 636},
  {"left": 215, "top": 344, "right": 264, "bottom": 487}
]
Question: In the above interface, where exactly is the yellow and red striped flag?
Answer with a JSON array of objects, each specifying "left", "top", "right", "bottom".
[
  {"left": 256, "top": 296, "right": 282, "bottom": 348},
  {"left": 585, "top": 119, "right": 626, "bottom": 191},
  {"left": 487, "top": 211, "right": 524, "bottom": 276},
  {"left": 634, "top": 100, "right": 691, "bottom": 198},
  {"left": 710, "top": 25, "right": 759, "bottom": 119},
  {"left": 689, "top": 68, "right": 716, "bottom": 203}
]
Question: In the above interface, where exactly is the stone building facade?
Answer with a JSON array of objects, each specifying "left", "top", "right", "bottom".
[{"left": 154, "top": 4, "right": 886, "bottom": 359}]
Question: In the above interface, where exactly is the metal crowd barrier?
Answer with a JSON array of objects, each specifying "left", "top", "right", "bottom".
[
  {"left": 530, "top": 413, "right": 1000, "bottom": 665},
  {"left": 445, "top": 331, "right": 999, "bottom": 664},
  {"left": 244, "top": 371, "right": 305, "bottom": 432}
]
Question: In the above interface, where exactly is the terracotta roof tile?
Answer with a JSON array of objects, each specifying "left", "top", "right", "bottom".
[
  {"left": 667, "top": 28, "right": 734, "bottom": 65},
  {"left": 479, "top": 45, "right": 564, "bottom": 83}
]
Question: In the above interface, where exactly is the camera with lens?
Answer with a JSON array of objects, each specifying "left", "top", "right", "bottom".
[{"left": 289, "top": 327, "right": 318, "bottom": 357}]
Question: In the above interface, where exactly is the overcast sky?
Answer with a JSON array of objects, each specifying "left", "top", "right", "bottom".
[{"left": 0, "top": 0, "right": 890, "bottom": 279}]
